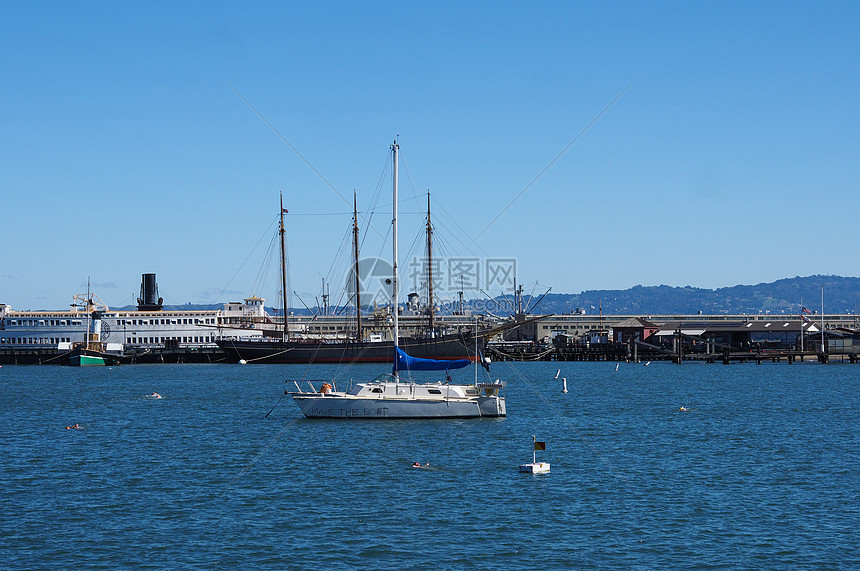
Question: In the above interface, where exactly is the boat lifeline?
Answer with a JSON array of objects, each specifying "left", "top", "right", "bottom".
[{"left": 286, "top": 142, "right": 506, "bottom": 419}]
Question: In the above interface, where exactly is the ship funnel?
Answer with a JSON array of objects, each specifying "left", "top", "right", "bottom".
[{"left": 137, "top": 273, "right": 164, "bottom": 311}]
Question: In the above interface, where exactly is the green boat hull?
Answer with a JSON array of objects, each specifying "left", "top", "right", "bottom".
[{"left": 70, "top": 354, "right": 107, "bottom": 367}]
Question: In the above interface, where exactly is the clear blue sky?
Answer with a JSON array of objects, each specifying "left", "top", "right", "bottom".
[{"left": 2, "top": 1, "right": 858, "bottom": 311}]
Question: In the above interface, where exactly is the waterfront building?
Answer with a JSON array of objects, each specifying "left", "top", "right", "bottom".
[{"left": 520, "top": 312, "right": 858, "bottom": 345}]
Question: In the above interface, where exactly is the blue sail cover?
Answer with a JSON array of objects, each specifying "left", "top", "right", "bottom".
[{"left": 393, "top": 346, "right": 470, "bottom": 372}]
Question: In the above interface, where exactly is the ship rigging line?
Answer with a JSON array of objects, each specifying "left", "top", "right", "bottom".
[
  {"left": 227, "top": 81, "right": 383, "bottom": 239},
  {"left": 214, "top": 216, "right": 279, "bottom": 304},
  {"left": 227, "top": 414, "right": 303, "bottom": 486},
  {"left": 474, "top": 81, "right": 634, "bottom": 243},
  {"left": 229, "top": 341, "right": 395, "bottom": 486}
]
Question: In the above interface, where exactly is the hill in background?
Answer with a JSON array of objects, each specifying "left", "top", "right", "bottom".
[
  {"left": 116, "top": 275, "right": 860, "bottom": 316},
  {"left": 523, "top": 275, "right": 860, "bottom": 316}
]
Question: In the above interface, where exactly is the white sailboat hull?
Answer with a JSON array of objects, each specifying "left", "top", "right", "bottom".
[{"left": 292, "top": 393, "right": 505, "bottom": 418}]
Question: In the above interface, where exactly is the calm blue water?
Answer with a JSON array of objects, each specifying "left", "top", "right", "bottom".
[{"left": 1, "top": 360, "right": 857, "bottom": 569}]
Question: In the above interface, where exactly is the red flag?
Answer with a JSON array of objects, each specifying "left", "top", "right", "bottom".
[{"left": 802, "top": 307, "right": 811, "bottom": 314}]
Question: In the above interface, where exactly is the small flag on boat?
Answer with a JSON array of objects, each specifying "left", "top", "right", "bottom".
[
  {"left": 802, "top": 306, "right": 811, "bottom": 314},
  {"left": 534, "top": 441, "right": 546, "bottom": 451},
  {"left": 282, "top": 208, "right": 289, "bottom": 213},
  {"left": 477, "top": 346, "right": 491, "bottom": 371}
]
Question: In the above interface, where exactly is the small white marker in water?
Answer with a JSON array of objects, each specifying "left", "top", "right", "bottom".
[
  {"left": 519, "top": 435, "right": 550, "bottom": 474},
  {"left": 562, "top": 377, "right": 568, "bottom": 393},
  {"left": 554, "top": 369, "right": 560, "bottom": 379},
  {"left": 239, "top": 359, "right": 247, "bottom": 365}
]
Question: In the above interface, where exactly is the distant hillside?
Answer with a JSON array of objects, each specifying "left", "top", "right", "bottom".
[
  {"left": 523, "top": 275, "right": 860, "bottom": 316},
  {"left": 111, "top": 275, "right": 860, "bottom": 316}
]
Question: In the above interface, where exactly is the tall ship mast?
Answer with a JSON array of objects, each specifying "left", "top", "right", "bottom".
[
  {"left": 426, "top": 191, "right": 435, "bottom": 336},
  {"left": 353, "top": 190, "right": 362, "bottom": 341},
  {"left": 280, "top": 192, "right": 289, "bottom": 342}
]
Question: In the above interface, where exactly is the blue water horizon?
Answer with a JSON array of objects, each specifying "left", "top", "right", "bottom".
[{"left": 2, "top": 361, "right": 857, "bottom": 568}]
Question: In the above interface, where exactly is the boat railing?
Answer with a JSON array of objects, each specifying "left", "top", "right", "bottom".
[
  {"left": 371, "top": 373, "right": 398, "bottom": 383},
  {"left": 476, "top": 381, "right": 506, "bottom": 397},
  {"left": 288, "top": 379, "right": 341, "bottom": 394}
]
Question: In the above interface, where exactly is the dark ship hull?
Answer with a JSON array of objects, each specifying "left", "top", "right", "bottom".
[{"left": 217, "top": 333, "right": 481, "bottom": 365}]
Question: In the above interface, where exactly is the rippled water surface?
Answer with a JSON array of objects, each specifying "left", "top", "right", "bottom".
[{"left": 1, "top": 361, "right": 857, "bottom": 568}]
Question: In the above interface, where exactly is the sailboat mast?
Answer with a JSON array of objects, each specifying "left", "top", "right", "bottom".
[
  {"left": 800, "top": 297, "right": 804, "bottom": 352},
  {"left": 280, "top": 192, "right": 289, "bottom": 342},
  {"left": 391, "top": 141, "right": 400, "bottom": 352},
  {"left": 475, "top": 315, "right": 478, "bottom": 386},
  {"left": 353, "top": 190, "right": 362, "bottom": 341},
  {"left": 821, "top": 285, "right": 825, "bottom": 355},
  {"left": 426, "top": 191, "right": 434, "bottom": 336}
]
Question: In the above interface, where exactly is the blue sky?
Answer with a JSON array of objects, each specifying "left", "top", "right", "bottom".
[{"left": 2, "top": 1, "right": 858, "bottom": 311}]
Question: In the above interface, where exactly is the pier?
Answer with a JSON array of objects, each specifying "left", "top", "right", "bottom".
[
  {"left": 485, "top": 341, "right": 860, "bottom": 365},
  {"left": 0, "top": 346, "right": 226, "bottom": 366}
]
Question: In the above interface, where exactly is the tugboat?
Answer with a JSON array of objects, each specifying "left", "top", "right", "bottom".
[{"left": 67, "top": 284, "right": 121, "bottom": 366}]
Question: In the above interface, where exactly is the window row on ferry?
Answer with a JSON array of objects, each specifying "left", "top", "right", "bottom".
[
  {"left": 118, "top": 318, "right": 216, "bottom": 326},
  {"left": 4, "top": 319, "right": 83, "bottom": 327},
  {"left": 2, "top": 337, "right": 72, "bottom": 344},
  {"left": 127, "top": 336, "right": 215, "bottom": 344}
]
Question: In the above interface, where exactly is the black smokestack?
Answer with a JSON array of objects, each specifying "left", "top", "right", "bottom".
[{"left": 137, "top": 273, "right": 163, "bottom": 311}]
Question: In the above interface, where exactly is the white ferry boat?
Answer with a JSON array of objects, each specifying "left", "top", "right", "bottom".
[{"left": 0, "top": 274, "right": 265, "bottom": 362}]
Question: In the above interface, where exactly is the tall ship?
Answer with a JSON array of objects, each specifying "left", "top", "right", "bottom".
[{"left": 215, "top": 186, "right": 523, "bottom": 365}]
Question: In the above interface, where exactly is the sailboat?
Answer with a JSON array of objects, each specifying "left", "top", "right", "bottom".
[{"left": 286, "top": 141, "right": 506, "bottom": 419}]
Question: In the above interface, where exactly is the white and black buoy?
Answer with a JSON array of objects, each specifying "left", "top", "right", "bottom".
[
  {"left": 519, "top": 435, "right": 550, "bottom": 474},
  {"left": 562, "top": 377, "right": 568, "bottom": 393}
]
